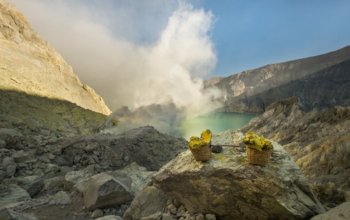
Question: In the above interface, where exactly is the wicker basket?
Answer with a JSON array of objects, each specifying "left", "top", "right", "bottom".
[
  {"left": 246, "top": 147, "right": 272, "bottom": 166},
  {"left": 190, "top": 144, "right": 211, "bottom": 162}
]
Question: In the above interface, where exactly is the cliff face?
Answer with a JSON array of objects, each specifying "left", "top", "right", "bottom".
[
  {"left": 243, "top": 97, "right": 350, "bottom": 207},
  {"left": 210, "top": 46, "right": 350, "bottom": 113},
  {"left": 0, "top": 0, "right": 111, "bottom": 115}
]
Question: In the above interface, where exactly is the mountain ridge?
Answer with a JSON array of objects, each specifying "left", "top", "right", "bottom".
[{"left": 209, "top": 45, "right": 350, "bottom": 113}]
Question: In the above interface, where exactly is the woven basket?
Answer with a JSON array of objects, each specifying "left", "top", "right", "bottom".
[
  {"left": 246, "top": 147, "right": 272, "bottom": 166},
  {"left": 190, "top": 144, "right": 211, "bottom": 162}
]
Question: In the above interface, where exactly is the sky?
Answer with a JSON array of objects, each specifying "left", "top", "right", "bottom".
[
  {"left": 198, "top": 0, "right": 350, "bottom": 75},
  {"left": 8, "top": 0, "right": 350, "bottom": 111}
]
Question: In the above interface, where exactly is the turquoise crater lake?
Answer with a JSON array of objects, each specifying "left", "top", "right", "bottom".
[{"left": 181, "top": 112, "right": 257, "bottom": 139}]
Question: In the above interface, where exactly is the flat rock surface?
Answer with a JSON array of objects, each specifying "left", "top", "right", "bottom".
[{"left": 126, "top": 131, "right": 325, "bottom": 220}]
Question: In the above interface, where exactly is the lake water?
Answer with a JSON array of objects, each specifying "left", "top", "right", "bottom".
[{"left": 181, "top": 112, "right": 257, "bottom": 139}]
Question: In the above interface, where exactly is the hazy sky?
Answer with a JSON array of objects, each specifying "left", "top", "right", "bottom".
[
  {"left": 11, "top": 0, "right": 350, "bottom": 77},
  {"left": 8, "top": 0, "right": 350, "bottom": 111}
]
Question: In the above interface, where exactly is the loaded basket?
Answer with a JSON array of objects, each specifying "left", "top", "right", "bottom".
[
  {"left": 246, "top": 146, "right": 272, "bottom": 166},
  {"left": 188, "top": 129, "right": 212, "bottom": 162},
  {"left": 243, "top": 131, "right": 274, "bottom": 166},
  {"left": 189, "top": 143, "right": 211, "bottom": 162}
]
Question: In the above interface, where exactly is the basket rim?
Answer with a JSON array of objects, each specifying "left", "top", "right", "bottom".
[{"left": 245, "top": 144, "right": 273, "bottom": 152}]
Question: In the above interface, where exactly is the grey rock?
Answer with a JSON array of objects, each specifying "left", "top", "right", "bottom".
[
  {"left": 0, "top": 128, "right": 23, "bottom": 149},
  {"left": 176, "top": 206, "right": 186, "bottom": 218},
  {"left": 195, "top": 213, "right": 204, "bottom": 220},
  {"left": 103, "top": 207, "right": 118, "bottom": 215},
  {"left": 128, "top": 131, "right": 325, "bottom": 220},
  {"left": 0, "top": 139, "right": 6, "bottom": 148},
  {"left": 64, "top": 165, "right": 95, "bottom": 191},
  {"left": 0, "top": 170, "right": 5, "bottom": 181},
  {"left": 111, "top": 162, "right": 154, "bottom": 195},
  {"left": 44, "top": 163, "right": 59, "bottom": 174},
  {"left": 123, "top": 186, "right": 167, "bottom": 220},
  {"left": 144, "top": 214, "right": 162, "bottom": 220},
  {"left": 91, "top": 209, "right": 104, "bottom": 219},
  {"left": 166, "top": 204, "right": 177, "bottom": 215},
  {"left": 96, "top": 215, "right": 123, "bottom": 220},
  {"left": 311, "top": 202, "right": 350, "bottom": 220},
  {"left": 0, "top": 184, "right": 30, "bottom": 208},
  {"left": 13, "top": 150, "right": 33, "bottom": 163},
  {"left": 205, "top": 214, "right": 216, "bottom": 220},
  {"left": 139, "top": 212, "right": 162, "bottom": 220},
  {"left": 16, "top": 175, "right": 44, "bottom": 198},
  {"left": 162, "top": 213, "right": 176, "bottom": 220},
  {"left": 5, "top": 164, "right": 17, "bottom": 177},
  {"left": 49, "top": 191, "right": 71, "bottom": 205},
  {"left": 43, "top": 176, "right": 65, "bottom": 194},
  {"left": 3, "top": 157, "right": 16, "bottom": 177},
  {"left": 82, "top": 173, "right": 132, "bottom": 210},
  {"left": 210, "top": 145, "right": 222, "bottom": 153}
]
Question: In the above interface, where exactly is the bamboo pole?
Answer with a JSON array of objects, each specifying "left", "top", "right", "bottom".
[{"left": 210, "top": 144, "right": 241, "bottom": 147}]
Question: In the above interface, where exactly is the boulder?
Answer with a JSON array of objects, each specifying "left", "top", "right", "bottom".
[
  {"left": 111, "top": 162, "right": 154, "bottom": 195},
  {"left": 13, "top": 150, "right": 34, "bottom": 163},
  {"left": 123, "top": 186, "right": 167, "bottom": 220},
  {"left": 49, "top": 191, "right": 71, "bottom": 205},
  {"left": 311, "top": 202, "right": 350, "bottom": 220},
  {"left": 64, "top": 165, "right": 95, "bottom": 191},
  {"left": 16, "top": 175, "right": 44, "bottom": 197},
  {"left": 91, "top": 209, "right": 104, "bottom": 219},
  {"left": 0, "top": 128, "right": 23, "bottom": 149},
  {"left": 125, "top": 131, "right": 325, "bottom": 220},
  {"left": 0, "top": 184, "right": 30, "bottom": 208},
  {"left": 2, "top": 157, "right": 17, "bottom": 177},
  {"left": 82, "top": 173, "right": 132, "bottom": 210},
  {"left": 42, "top": 176, "right": 65, "bottom": 194}
]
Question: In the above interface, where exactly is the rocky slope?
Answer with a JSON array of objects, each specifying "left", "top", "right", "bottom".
[
  {"left": 124, "top": 131, "right": 325, "bottom": 220},
  {"left": 0, "top": 89, "right": 107, "bottom": 138},
  {"left": 0, "top": 0, "right": 111, "bottom": 115},
  {"left": 0, "top": 125, "right": 186, "bottom": 220},
  {"left": 242, "top": 97, "right": 350, "bottom": 207},
  {"left": 209, "top": 46, "right": 350, "bottom": 113}
]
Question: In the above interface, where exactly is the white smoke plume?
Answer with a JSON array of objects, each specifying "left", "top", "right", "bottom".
[{"left": 9, "top": 0, "right": 221, "bottom": 117}]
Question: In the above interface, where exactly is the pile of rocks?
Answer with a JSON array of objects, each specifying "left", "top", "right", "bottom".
[{"left": 0, "top": 126, "right": 186, "bottom": 220}]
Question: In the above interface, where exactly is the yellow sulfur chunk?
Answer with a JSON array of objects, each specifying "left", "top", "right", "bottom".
[
  {"left": 189, "top": 136, "right": 208, "bottom": 150},
  {"left": 242, "top": 131, "right": 273, "bottom": 151},
  {"left": 201, "top": 129, "right": 212, "bottom": 144},
  {"left": 188, "top": 129, "right": 212, "bottom": 150}
]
